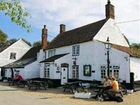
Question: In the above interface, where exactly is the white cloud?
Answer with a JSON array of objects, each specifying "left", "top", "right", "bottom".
[{"left": 22, "top": 0, "right": 140, "bottom": 43}]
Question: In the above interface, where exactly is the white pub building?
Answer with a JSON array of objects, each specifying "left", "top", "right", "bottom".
[{"left": 38, "top": 0, "right": 140, "bottom": 89}]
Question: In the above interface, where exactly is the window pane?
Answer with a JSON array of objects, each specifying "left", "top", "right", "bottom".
[
  {"left": 10, "top": 52, "right": 16, "bottom": 60},
  {"left": 72, "top": 45, "right": 80, "bottom": 56}
]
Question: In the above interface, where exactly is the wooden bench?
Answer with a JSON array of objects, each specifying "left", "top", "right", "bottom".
[
  {"left": 26, "top": 80, "right": 48, "bottom": 90},
  {"left": 63, "top": 81, "right": 84, "bottom": 93}
]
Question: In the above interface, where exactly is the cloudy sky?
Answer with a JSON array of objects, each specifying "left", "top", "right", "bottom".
[{"left": 0, "top": 0, "right": 140, "bottom": 44}]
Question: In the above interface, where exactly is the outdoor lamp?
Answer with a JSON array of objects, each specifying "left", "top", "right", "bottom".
[{"left": 105, "top": 37, "right": 111, "bottom": 77}]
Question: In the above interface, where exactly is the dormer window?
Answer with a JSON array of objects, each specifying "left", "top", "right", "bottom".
[
  {"left": 72, "top": 45, "right": 80, "bottom": 56},
  {"left": 48, "top": 49, "right": 55, "bottom": 58},
  {"left": 10, "top": 52, "right": 16, "bottom": 60}
]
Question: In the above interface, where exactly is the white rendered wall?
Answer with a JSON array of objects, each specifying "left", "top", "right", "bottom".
[
  {"left": 130, "top": 57, "right": 140, "bottom": 81},
  {"left": 4, "top": 61, "right": 40, "bottom": 80},
  {"left": 23, "top": 61, "right": 40, "bottom": 79},
  {"left": 0, "top": 39, "right": 31, "bottom": 67},
  {"left": 38, "top": 49, "right": 46, "bottom": 78},
  {"left": 94, "top": 19, "right": 129, "bottom": 47},
  {"left": 43, "top": 41, "right": 130, "bottom": 83}
]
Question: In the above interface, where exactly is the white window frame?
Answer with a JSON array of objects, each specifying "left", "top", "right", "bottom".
[
  {"left": 100, "top": 65, "right": 120, "bottom": 79},
  {"left": 72, "top": 45, "right": 80, "bottom": 56},
  {"left": 101, "top": 65, "right": 106, "bottom": 79},
  {"left": 72, "top": 65, "right": 79, "bottom": 79},
  {"left": 44, "top": 64, "right": 50, "bottom": 78},
  {"left": 48, "top": 49, "right": 55, "bottom": 58}
]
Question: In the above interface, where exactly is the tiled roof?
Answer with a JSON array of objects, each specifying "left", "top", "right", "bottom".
[
  {"left": 40, "top": 53, "right": 69, "bottom": 63},
  {"left": 21, "top": 45, "right": 41, "bottom": 59},
  {"left": 47, "top": 19, "right": 107, "bottom": 49},
  {"left": 3, "top": 58, "right": 36, "bottom": 68},
  {"left": 112, "top": 44, "right": 140, "bottom": 58},
  {"left": 3, "top": 46, "right": 41, "bottom": 68}
]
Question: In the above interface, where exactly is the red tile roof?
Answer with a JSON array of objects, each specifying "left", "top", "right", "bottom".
[{"left": 112, "top": 44, "right": 140, "bottom": 58}]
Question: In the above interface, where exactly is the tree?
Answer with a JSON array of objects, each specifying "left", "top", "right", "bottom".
[
  {"left": 33, "top": 41, "right": 41, "bottom": 47},
  {"left": 6, "top": 38, "right": 17, "bottom": 45},
  {"left": 0, "top": 29, "right": 7, "bottom": 43},
  {"left": 130, "top": 43, "right": 140, "bottom": 50},
  {"left": 0, "top": 0, "right": 31, "bottom": 32}
]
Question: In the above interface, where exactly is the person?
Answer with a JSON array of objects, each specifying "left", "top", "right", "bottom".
[
  {"left": 101, "top": 77, "right": 112, "bottom": 94},
  {"left": 111, "top": 77, "right": 119, "bottom": 92},
  {"left": 14, "top": 73, "right": 23, "bottom": 85},
  {"left": 102, "top": 76, "right": 112, "bottom": 88},
  {"left": 107, "top": 77, "right": 123, "bottom": 102}
]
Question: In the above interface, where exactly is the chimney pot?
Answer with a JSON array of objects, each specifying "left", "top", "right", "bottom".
[
  {"left": 41, "top": 25, "right": 48, "bottom": 49},
  {"left": 105, "top": 0, "right": 115, "bottom": 19},
  {"left": 60, "top": 24, "right": 66, "bottom": 33}
]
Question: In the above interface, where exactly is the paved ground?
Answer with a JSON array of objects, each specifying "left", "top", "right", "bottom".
[{"left": 0, "top": 82, "right": 140, "bottom": 105}]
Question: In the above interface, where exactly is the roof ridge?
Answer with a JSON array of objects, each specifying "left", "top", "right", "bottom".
[
  {"left": 47, "top": 19, "right": 107, "bottom": 49},
  {"left": 61, "top": 19, "right": 107, "bottom": 34}
]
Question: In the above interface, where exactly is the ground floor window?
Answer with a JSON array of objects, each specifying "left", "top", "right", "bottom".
[
  {"left": 44, "top": 64, "right": 50, "bottom": 78},
  {"left": 72, "top": 65, "right": 79, "bottom": 79},
  {"left": 101, "top": 66, "right": 106, "bottom": 79},
  {"left": 101, "top": 65, "right": 120, "bottom": 79}
]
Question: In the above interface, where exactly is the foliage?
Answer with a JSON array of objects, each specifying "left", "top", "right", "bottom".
[
  {"left": 33, "top": 41, "right": 41, "bottom": 47},
  {"left": 130, "top": 43, "right": 140, "bottom": 50},
  {"left": 0, "top": 0, "right": 31, "bottom": 32},
  {"left": 6, "top": 38, "right": 17, "bottom": 45},
  {"left": 2, "top": 38, "right": 31, "bottom": 46},
  {"left": 21, "top": 38, "right": 31, "bottom": 46},
  {"left": 0, "top": 29, "right": 7, "bottom": 43}
]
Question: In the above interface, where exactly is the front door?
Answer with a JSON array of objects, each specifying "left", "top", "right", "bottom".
[{"left": 61, "top": 63, "right": 69, "bottom": 85}]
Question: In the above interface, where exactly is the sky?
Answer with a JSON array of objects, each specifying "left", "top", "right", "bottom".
[{"left": 0, "top": 0, "right": 140, "bottom": 44}]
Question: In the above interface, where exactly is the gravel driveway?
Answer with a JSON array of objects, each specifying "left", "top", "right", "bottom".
[{"left": 0, "top": 82, "right": 140, "bottom": 105}]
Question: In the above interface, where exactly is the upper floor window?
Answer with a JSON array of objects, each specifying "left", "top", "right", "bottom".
[
  {"left": 10, "top": 52, "right": 16, "bottom": 60},
  {"left": 48, "top": 49, "right": 55, "bottom": 58},
  {"left": 72, "top": 45, "right": 80, "bottom": 56}
]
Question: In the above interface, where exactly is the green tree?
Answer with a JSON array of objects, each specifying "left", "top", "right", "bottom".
[
  {"left": 130, "top": 43, "right": 140, "bottom": 50},
  {"left": 6, "top": 38, "right": 17, "bottom": 45},
  {"left": 0, "top": 0, "right": 31, "bottom": 32},
  {"left": 0, "top": 29, "right": 7, "bottom": 43},
  {"left": 33, "top": 41, "right": 41, "bottom": 47}
]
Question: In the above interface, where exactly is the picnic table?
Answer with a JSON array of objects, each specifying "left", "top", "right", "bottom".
[
  {"left": 26, "top": 80, "right": 48, "bottom": 90},
  {"left": 8, "top": 78, "right": 26, "bottom": 88},
  {"left": 63, "top": 81, "right": 85, "bottom": 93}
]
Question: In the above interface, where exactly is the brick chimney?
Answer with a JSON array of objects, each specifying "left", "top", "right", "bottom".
[
  {"left": 105, "top": 0, "right": 115, "bottom": 19},
  {"left": 60, "top": 24, "right": 66, "bottom": 34},
  {"left": 41, "top": 25, "right": 48, "bottom": 49}
]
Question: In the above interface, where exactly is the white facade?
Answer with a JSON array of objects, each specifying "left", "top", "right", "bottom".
[
  {"left": 0, "top": 39, "right": 31, "bottom": 79},
  {"left": 130, "top": 57, "right": 140, "bottom": 81},
  {"left": 39, "top": 18, "right": 132, "bottom": 84},
  {"left": 40, "top": 40, "right": 131, "bottom": 83},
  {"left": 5, "top": 61, "right": 40, "bottom": 80},
  {"left": 94, "top": 19, "right": 129, "bottom": 47}
]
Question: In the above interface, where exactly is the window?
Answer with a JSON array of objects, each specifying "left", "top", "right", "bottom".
[
  {"left": 10, "top": 52, "right": 16, "bottom": 60},
  {"left": 72, "top": 65, "right": 79, "bottom": 79},
  {"left": 83, "top": 65, "right": 91, "bottom": 76},
  {"left": 114, "top": 69, "right": 119, "bottom": 79},
  {"left": 48, "top": 49, "right": 55, "bottom": 57},
  {"left": 101, "top": 66, "right": 106, "bottom": 79},
  {"left": 44, "top": 64, "right": 50, "bottom": 78},
  {"left": 72, "top": 45, "right": 80, "bottom": 56},
  {"left": 100, "top": 65, "right": 120, "bottom": 79}
]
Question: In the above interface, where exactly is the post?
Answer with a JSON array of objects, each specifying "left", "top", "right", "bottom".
[
  {"left": 105, "top": 37, "right": 111, "bottom": 77},
  {"left": 107, "top": 47, "right": 110, "bottom": 77}
]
